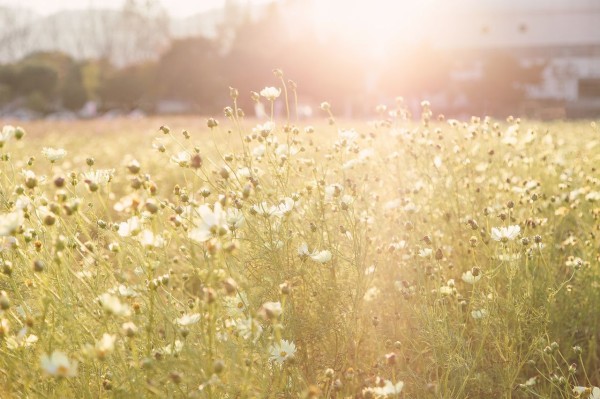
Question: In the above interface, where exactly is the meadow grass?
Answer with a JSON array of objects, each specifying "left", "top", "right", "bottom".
[{"left": 1, "top": 83, "right": 600, "bottom": 398}]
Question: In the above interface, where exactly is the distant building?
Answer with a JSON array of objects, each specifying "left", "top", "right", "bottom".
[{"left": 434, "top": 0, "right": 600, "bottom": 117}]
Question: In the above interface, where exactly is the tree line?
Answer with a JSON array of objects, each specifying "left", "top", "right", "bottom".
[{"left": 0, "top": 1, "right": 545, "bottom": 117}]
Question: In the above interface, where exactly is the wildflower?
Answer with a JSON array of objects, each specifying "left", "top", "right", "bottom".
[
  {"left": 82, "top": 169, "right": 114, "bottom": 191},
  {"left": 98, "top": 293, "right": 131, "bottom": 317},
  {"left": 226, "top": 208, "right": 245, "bottom": 230},
  {"left": 122, "top": 322, "right": 138, "bottom": 337},
  {"left": 461, "top": 270, "right": 482, "bottom": 284},
  {"left": 310, "top": 250, "right": 332, "bottom": 263},
  {"left": 0, "top": 210, "right": 24, "bottom": 236},
  {"left": 176, "top": 313, "right": 201, "bottom": 326},
  {"left": 260, "top": 301, "right": 282, "bottom": 319},
  {"left": 162, "top": 340, "right": 184, "bottom": 355},
  {"left": 40, "top": 351, "right": 78, "bottom": 378},
  {"left": 188, "top": 202, "right": 228, "bottom": 243},
  {"left": 419, "top": 248, "right": 433, "bottom": 258},
  {"left": 235, "top": 317, "right": 263, "bottom": 343},
  {"left": 363, "top": 380, "right": 404, "bottom": 397},
  {"left": 95, "top": 333, "right": 117, "bottom": 359},
  {"left": 0, "top": 125, "right": 15, "bottom": 147},
  {"left": 219, "top": 288, "right": 245, "bottom": 312},
  {"left": 471, "top": 309, "right": 488, "bottom": 319},
  {"left": 491, "top": 225, "right": 521, "bottom": 242},
  {"left": 260, "top": 86, "right": 281, "bottom": 101},
  {"left": 118, "top": 216, "right": 141, "bottom": 237},
  {"left": 269, "top": 339, "right": 296, "bottom": 364},
  {"left": 170, "top": 151, "right": 191, "bottom": 167},
  {"left": 137, "top": 229, "right": 165, "bottom": 248},
  {"left": 363, "top": 286, "right": 380, "bottom": 302},
  {"left": 41, "top": 147, "right": 67, "bottom": 163},
  {"left": 5, "top": 328, "right": 38, "bottom": 350}
]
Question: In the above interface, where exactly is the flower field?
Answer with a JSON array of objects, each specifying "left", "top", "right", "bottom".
[{"left": 1, "top": 84, "right": 600, "bottom": 398}]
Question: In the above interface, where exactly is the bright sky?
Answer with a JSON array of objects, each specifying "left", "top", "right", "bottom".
[{"left": 0, "top": 0, "right": 276, "bottom": 17}]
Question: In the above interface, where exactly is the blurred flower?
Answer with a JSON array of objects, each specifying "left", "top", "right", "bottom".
[
  {"left": 363, "top": 286, "right": 380, "bottom": 302},
  {"left": 0, "top": 210, "right": 24, "bottom": 236},
  {"left": 118, "top": 216, "right": 141, "bottom": 237},
  {"left": 269, "top": 339, "right": 296, "bottom": 364},
  {"left": 363, "top": 380, "right": 404, "bottom": 397},
  {"left": 138, "top": 229, "right": 165, "bottom": 248},
  {"left": 176, "top": 313, "right": 201, "bottom": 326},
  {"left": 40, "top": 351, "right": 78, "bottom": 378},
  {"left": 235, "top": 317, "right": 263, "bottom": 343},
  {"left": 471, "top": 309, "right": 488, "bottom": 319},
  {"left": 310, "top": 250, "right": 332, "bottom": 263},
  {"left": 260, "top": 87, "right": 281, "bottom": 101},
  {"left": 188, "top": 202, "right": 228, "bottom": 243},
  {"left": 42, "top": 147, "right": 67, "bottom": 162},
  {"left": 98, "top": 293, "right": 131, "bottom": 317},
  {"left": 461, "top": 270, "right": 481, "bottom": 284},
  {"left": 162, "top": 340, "right": 184, "bottom": 355},
  {"left": 491, "top": 225, "right": 520, "bottom": 242},
  {"left": 170, "top": 151, "right": 191, "bottom": 167},
  {"left": 95, "top": 333, "right": 117, "bottom": 359},
  {"left": 0, "top": 125, "right": 15, "bottom": 146}
]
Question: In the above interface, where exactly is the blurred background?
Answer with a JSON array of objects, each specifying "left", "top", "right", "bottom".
[{"left": 0, "top": 0, "right": 599, "bottom": 120}]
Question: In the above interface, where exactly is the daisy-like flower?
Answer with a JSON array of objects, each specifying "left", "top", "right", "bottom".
[
  {"left": 170, "top": 151, "right": 191, "bottom": 167},
  {"left": 310, "top": 250, "right": 332, "bottom": 263},
  {"left": 259, "top": 86, "right": 281, "bottom": 101},
  {"left": 162, "top": 340, "right": 184, "bottom": 355},
  {"left": 137, "top": 229, "right": 165, "bottom": 248},
  {"left": 118, "top": 216, "right": 141, "bottom": 237},
  {"left": 175, "top": 313, "right": 201, "bottom": 326},
  {"left": 95, "top": 333, "right": 117, "bottom": 359},
  {"left": 226, "top": 208, "right": 245, "bottom": 230},
  {"left": 0, "top": 209, "right": 24, "bottom": 237},
  {"left": 98, "top": 293, "right": 131, "bottom": 317},
  {"left": 573, "top": 386, "right": 600, "bottom": 399},
  {"left": 491, "top": 225, "right": 521, "bottom": 242},
  {"left": 461, "top": 270, "right": 482, "bottom": 284},
  {"left": 363, "top": 380, "right": 404, "bottom": 397},
  {"left": 0, "top": 125, "right": 15, "bottom": 147},
  {"left": 40, "top": 351, "right": 78, "bottom": 378},
  {"left": 419, "top": 248, "right": 433, "bottom": 258},
  {"left": 41, "top": 147, "right": 67, "bottom": 163},
  {"left": 82, "top": 169, "right": 114, "bottom": 191},
  {"left": 269, "top": 339, "right": 296, "bottom": 364},
  {"left": 363, "top": 286, "right": 380, "bottom": 302},
  {"left": 188, "top": 202, "right": 228, "bottom": 243},
  {"left": 471, "top": 309, "right": 488, "bottom": 319},
  {"left": 235, "top": 317, "right": 263, "bottom": 343},
  {"left": 5, "top": 328, "right": 38, "bottom": 350},
  {"left": 260, "top": 301, "right": 282, "bottom": 319}
]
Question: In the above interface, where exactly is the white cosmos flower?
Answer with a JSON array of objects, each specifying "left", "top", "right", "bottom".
[
  {"left": 95, "top": 333, "right": 117, "bottom": 359},
  {"left": 260, "top": 86, "right": 281, "bottom": 101},
  {"left": 98, "top": 293, "right": 131, "bottom": 317},
  {"left": 471, "top": 309, "right": 488, "bottom": 319},
  {"left": 5, "top": 328, "right": 38, "bottom": 350},
  {"left": 162, "top": 340, "right": 184, "bottom": 355},
  {"left": 40, "top": 351, "right": 78, "bottom": 377},
  {"left": 462, "top": 270, "right": 482, "bottom": 284},
  {"left": 419, "top": 248, "right": 433, "bottom": 258},
  {"left": 137, "top": 229, "right": 165, "bottom": 248},
  {"left": 235, "top": 317, "right": 263, "bottom": 343},
  {"left": 573, "top": 386, "right": 600, "bottom": 398},
  {"left": 188, "top": 202, "right": 228, "bottom": 243},
  {"left": 41, "top": 147, "right": 67, "bottom": 162},
  {"left": 0, "top": 125, "right": 15, "bottom": 146},
  {"left": 170, "top": 151, "right": 191, "bottom": 167},
  {"left": 0, "top": 209, "right": 24, "bottom": 236},
  {"left": 176, "top": 313, "right": 201, "bottom": 326},
  {"left": 310, "top": 250, "right": 332, "bottom": 263},
  {"left": 118, "top": 216, "right": 141, "bottom": 237},
  {"left": 363, "top": 380, "right": 404, "bottom": 397},
  {"left": 491, "top": 225, "right": 521, "bottom": 242},
  {"left": 226, "top": 208, "right": 245, "bottom": 230},
  {"left": 269, "top": 339, "right": 296, "bottom": 364},
  {"left": 82, "top": 169, "right": 114, "bottom": 187}
]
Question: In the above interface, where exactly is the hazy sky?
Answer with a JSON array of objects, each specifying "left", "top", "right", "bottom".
[{"left": 0, "top": 0, "right": 276, "bottom": 17}]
